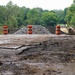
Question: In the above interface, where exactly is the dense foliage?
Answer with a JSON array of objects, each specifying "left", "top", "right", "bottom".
[
  {"left": 65, "top": 0, "right": 75, "bottom": 26},
  {"left": 0, "top": 0, "right": 75, "bottom": 30}
]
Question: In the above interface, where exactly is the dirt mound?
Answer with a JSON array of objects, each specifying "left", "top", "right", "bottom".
[{"left": 14, "top": 25, "right": 51, "bottom": 34}]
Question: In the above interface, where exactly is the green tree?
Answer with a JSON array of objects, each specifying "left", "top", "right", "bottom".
[
  {"left": 17, "top": 6, "right": 29, "bottom": 27},
  {"left": 5, "top": 1, "right": 19, "bottom": 29},
  {"left": 65, "top": 0, "right": 75, "bottom": 26},
  {"left": 0, "top": 6, "right": 7, "bottom": 26},
  {"left": 26, "top": 9, "right": 42, "bottom": 25},
  {"left": 70, "top": 15, "right": 75, "bottom": 25},
  {"left": 42, "top": 11, "right": 58, "bottom": 26},
  {"left": 53, "top": 10, "right": 63, "bottom": 23}
]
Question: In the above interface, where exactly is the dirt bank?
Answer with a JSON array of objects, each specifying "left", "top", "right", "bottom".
[{"left": 0, "top": 35, "right": 75, "bottom": 75}]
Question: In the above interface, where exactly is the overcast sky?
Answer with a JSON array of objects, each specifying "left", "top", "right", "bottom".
[{"left": 0, "top": 0, "right": 73, "bottom": 10}]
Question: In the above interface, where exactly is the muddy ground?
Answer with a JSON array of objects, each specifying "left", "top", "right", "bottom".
[{"left": 0, "top": 34, "right": 75, "bottom": 75}]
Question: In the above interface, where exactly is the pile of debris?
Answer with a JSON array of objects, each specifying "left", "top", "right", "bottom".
[{"left": 14, "top": 25, "right": 51, "bottom": 34}]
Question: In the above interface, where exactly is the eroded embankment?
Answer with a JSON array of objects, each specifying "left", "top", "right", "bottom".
[
  {"left": 0, "top": 35, "right": 75, "bottom": 75},
  {"left": 18, "top": 35, "right": 75, "bottom": 63}
]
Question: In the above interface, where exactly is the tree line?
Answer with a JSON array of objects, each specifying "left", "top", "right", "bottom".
[{"left": 0, "top": 0, "right": 75, "bottom": 30}]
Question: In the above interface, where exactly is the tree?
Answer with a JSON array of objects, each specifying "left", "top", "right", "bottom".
[
  {"left": 53, "top": 10, "right": 63, "bottom": 23},
  {"left": 65, "top": 0, "right": 75, "bottom": 26},
  {"left": 70, "top": 15, "right": 75, "bottom": 25},
  {"left": 5, "top": 1, "right": 19, "bottom": 29},
  {"left": 42, "top": 11, "right": 58, "bottom": 26},
  {"left": 0, "top": 6, "right": 6, "bottom": 26},
  {"left": 17, "top": 6, "right": 29, "bottom": 27},
  {"left": 26, "top": 9, "right": 42, "bottom": 25}
]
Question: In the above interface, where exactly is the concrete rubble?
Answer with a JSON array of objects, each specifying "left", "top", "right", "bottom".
[{"left": 0, "top": 34, "right": 75, "bottom": 75}]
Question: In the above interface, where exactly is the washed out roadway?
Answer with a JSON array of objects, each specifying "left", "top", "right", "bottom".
[{"left": 0, "top": 34, "right": 75, "bottom": 75}]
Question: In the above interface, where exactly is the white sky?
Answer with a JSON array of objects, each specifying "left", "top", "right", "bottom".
[{"left": 0, "top": 0, "right": 73, "bottom": 10}]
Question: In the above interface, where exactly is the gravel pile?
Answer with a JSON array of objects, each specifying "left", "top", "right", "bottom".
[{"left": 14, "top": 25, "right": 51, "bottom": 34}]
